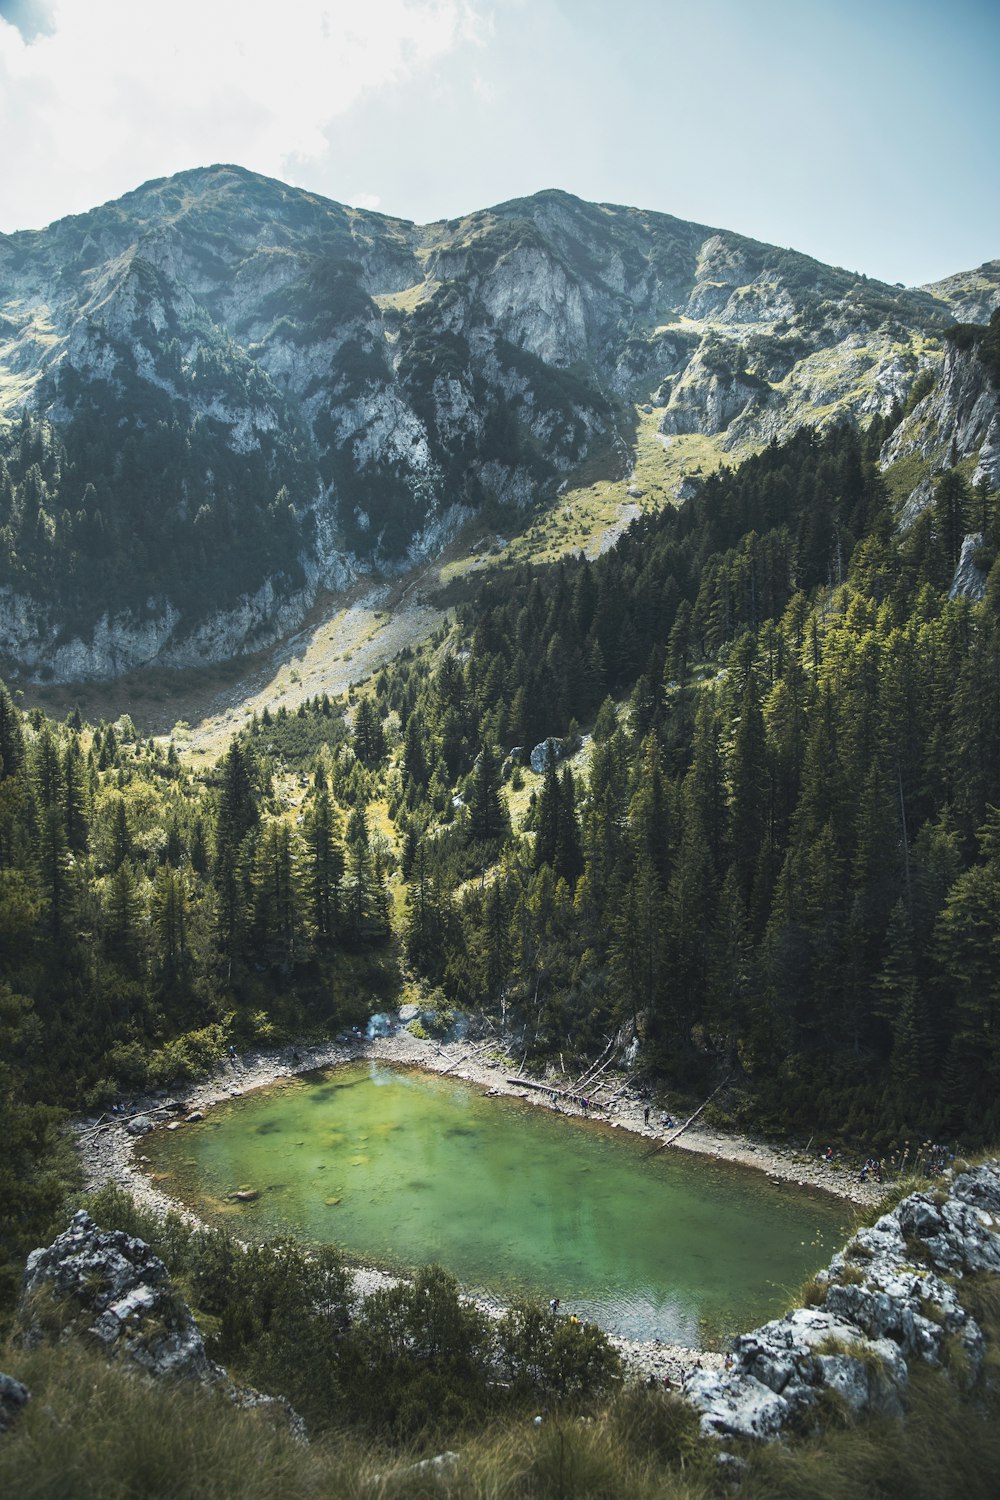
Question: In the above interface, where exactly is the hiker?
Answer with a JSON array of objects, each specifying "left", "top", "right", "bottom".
[
  {"left": 549, "top": 1297, "right": 560, "bottom": 1315},
  {"left": 644, "top": 1106, "right": 650, "bottom": 1125},
  {"left": 581, "top": 1096, "right": 588, "bottom": 1112}
]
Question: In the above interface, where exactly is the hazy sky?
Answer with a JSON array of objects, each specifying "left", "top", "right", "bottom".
[{"left": 1, "top": 0, "right": 997, "bottom": 286}]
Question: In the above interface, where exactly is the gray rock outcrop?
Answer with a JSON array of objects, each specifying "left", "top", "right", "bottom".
[
  {"left": 16, "top": 1210, "right": 305, "bottom": 1436},
  {"left": 18, "top": 1210, "right": 216, "bottom": 1383},
  {"left": 882, "top": 329, "right": 1000, "bottom": 523},
  {"left": 949, "top": 533, "right": 989, "bottom": 601},
  {"left": 14, "top": 1212, "right": 305, "bottom": 1434},
  {"left": 530, "top": 737, "right": 563, "bottom": 774},
  {"left": 684, "top": 1163, "right": 1000, "bottom": 1443}
]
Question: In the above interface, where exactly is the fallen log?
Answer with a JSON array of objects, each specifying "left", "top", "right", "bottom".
[
  {"left": 573, "top": 1035, "right": 615, "bottom": 1090},
  {"left": 645, "top": 1078, "right": 731, "bottom": 1156},
  {"left": 506, "top": 1078, "right": 598, "bottom": 1105}
]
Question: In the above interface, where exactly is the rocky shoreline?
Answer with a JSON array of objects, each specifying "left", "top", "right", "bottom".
[{"left": 72, "top": 1028, "right": 887, "bottom": 1385}]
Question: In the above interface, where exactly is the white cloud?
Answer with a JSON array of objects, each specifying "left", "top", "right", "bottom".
[
  {"left": 0, "top": 0, "right": 492, "bottom": 230},
  {"left": 351, "top": 192, "right": 382, "bottom": 211}
]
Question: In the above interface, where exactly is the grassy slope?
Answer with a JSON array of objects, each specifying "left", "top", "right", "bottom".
[{"left": 4, "top": 1309, "right": 1000, "bottom": 1500}]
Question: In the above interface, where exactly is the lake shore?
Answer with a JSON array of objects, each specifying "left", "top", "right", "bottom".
[{"left": 72, "top": 1027, "right": 887, "bottom": 1384}]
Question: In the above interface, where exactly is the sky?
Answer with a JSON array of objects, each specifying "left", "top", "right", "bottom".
[{"left": 1, "top": 0, "right": 998, "bottom": 287}]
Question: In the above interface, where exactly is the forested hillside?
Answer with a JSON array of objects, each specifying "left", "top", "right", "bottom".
[{"left": 3, "top": 380, "right": 1000, "bottom": 1322}]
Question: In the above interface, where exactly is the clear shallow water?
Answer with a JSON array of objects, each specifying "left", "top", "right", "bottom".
[{"left": 145, "top": 1062, "right": 849, "bottom": 1347}]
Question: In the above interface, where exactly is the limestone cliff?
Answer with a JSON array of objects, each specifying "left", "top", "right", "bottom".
[
  {"left": 0, "top": 167, "right": 997, "bottom": 680},
  {"left": 882, "top": 311, "right": 1000, "bottom": 524}
]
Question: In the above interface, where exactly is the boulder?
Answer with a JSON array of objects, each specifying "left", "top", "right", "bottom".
[
  {"left": 529, "top": 738, "right": 563, "bottom": 774},
  {"left": 16, "top": 1211, "right": 306, "bottom": 1436},
  {"left": 0, "top": 1372, "right": 29, "bottom": 1433},
  {"left": 683, "top": 1370, "right": 788, "bottom": 1441}
]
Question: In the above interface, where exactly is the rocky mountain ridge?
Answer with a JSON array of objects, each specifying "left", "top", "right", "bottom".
[{"left": 1, "top": 165, "right": 998, "bottom": 681}]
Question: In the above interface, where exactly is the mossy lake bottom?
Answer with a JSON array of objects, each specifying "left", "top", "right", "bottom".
[{"left": 145, "top": 1062, "right": 850, "bottom": 1347}]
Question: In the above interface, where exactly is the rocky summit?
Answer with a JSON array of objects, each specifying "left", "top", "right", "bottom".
[{"left": 1, "top": 166, "right": 998, "bottom": 680}]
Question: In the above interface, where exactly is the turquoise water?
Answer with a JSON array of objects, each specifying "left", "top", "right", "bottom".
[{"left": 145, "top": 1062, "right": 849, "bottom": 1346}]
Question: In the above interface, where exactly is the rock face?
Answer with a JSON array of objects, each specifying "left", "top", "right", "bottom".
[
  {"left": 1, "top": 167, "right": 998, "bottom": 681},
  {"left": 950, "top": 532, "right": 989, "bottom": 601},
  {"left": 882, "top": 317, "right": 1000, "bottom": 523},
  {"left": 685, "top": 1163, "right": 1000, "bottom": 1443},
  {"left": 18, "top": 1210, "right": 216, "bottom": 1383}
]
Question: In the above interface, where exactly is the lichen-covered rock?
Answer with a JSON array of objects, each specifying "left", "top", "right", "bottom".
[
  {"left": 17, "top": 1210, "right": 216, "bottom": 1383},
  {"left": 683, "top": 1370, "right": 789, "bottom": 1441},
  {"left": 684, "top": 1161, "right": 1000, "bottom": 1443}
]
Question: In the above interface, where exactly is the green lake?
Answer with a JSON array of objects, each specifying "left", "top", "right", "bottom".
[{"left": 145, "top": 1062, "right": 850, "bottom": 1347}]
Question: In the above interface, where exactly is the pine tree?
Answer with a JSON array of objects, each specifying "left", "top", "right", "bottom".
[
  {"left": 62, "top": 740, "right": 89, "bottom": 854},
  {"left": 153, "top": 866, "right": 189, "bottom": 985},
  {"left": 553, "top": 766, "right": 583, "bottom": 884},
  {"left": 467, "top": 743, "right": 509, "bottom": 845},
  {"left": 353, "top": 696, "right": 387, "bottom": 766},
  {"left": 303, "top": 790, "right": 344, "bottom": 948},
  {"left": 215, "top": 741, "right": 259, "bottom": 863},
  {"left": 0, "top": 682, "right": 25, "bottom": 780},
  {"left": 935, "top": 468, "right": 970, "bottom": 570},
  {"left": 877, "top": 900, "right": 931, "bottom": 1106},
  {"left": 533, "top": 742, "right": 561, "bottom": 872},
  {"left": 252, "top": 821, "right": 299, "bottom": 969}
]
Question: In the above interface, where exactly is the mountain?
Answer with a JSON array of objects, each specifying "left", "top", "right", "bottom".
[{"left": 1, "top": 164, "right": 998, "bottom": 681}]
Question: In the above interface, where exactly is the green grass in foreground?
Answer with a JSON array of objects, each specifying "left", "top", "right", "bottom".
[{"left": 4, "top": 1297, "right": 1000, "bottom": 1500}]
